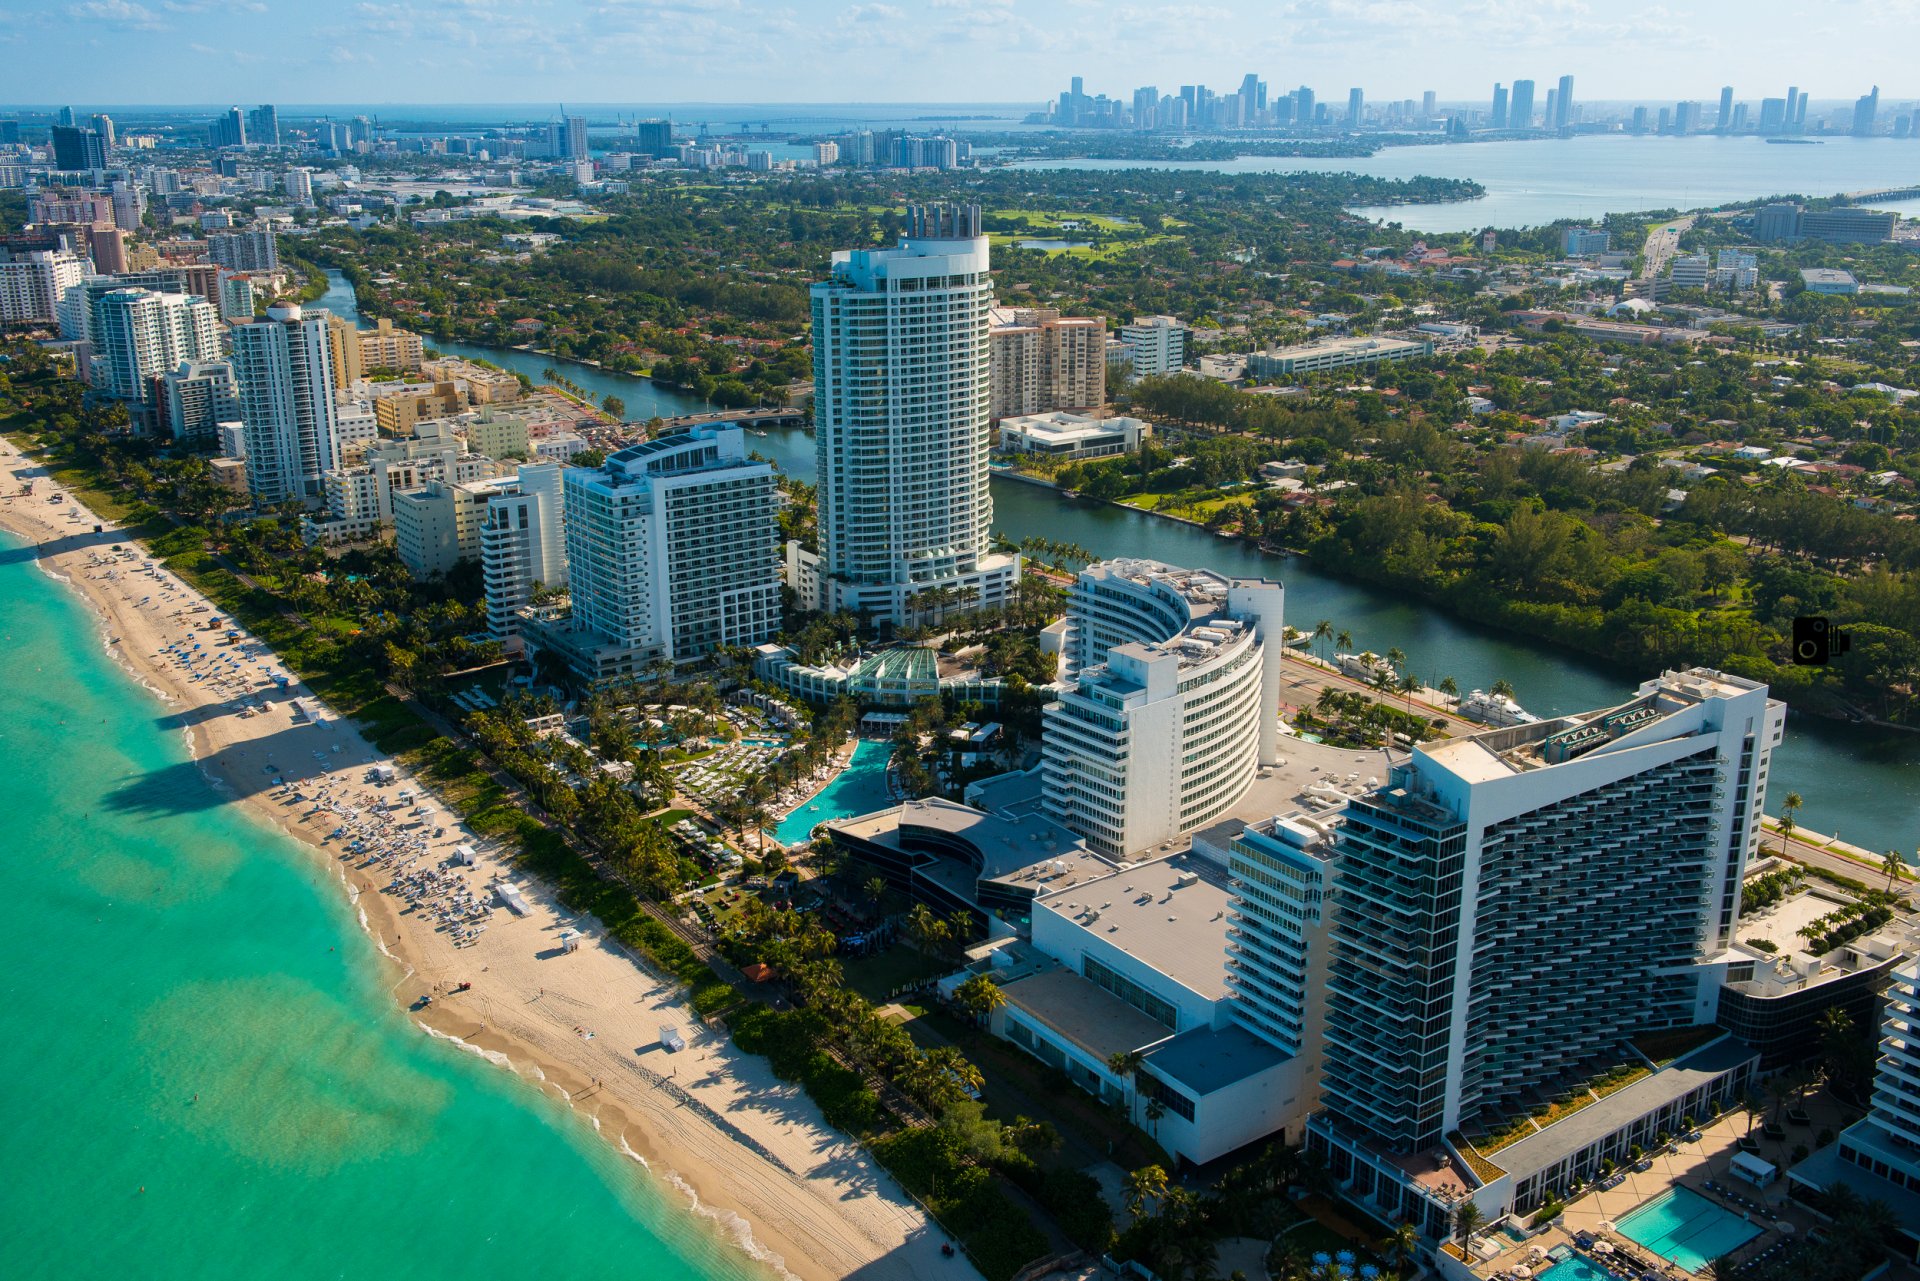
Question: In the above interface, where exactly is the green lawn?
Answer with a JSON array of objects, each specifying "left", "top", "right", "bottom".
[{"left": 845, "top": 948, "right": 953, "bottom": 1003}]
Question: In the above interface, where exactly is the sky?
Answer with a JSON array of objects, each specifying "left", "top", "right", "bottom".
[{"left": 3, "top": 0, "right": 1914, "bottom": 108}]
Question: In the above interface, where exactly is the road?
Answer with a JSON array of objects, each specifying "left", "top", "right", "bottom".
[{"left": 1639, "top": 216, "right": 1696, "bottom": 280}]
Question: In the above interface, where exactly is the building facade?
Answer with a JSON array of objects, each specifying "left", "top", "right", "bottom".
[
  {"left": 794, "top": 204, "right": 1019, "bottom": 625},
  {"left": 90, "top": 287, "right": 223, "bottom": 413},
  {"left": 232, "top": 303, "right": 342, "bottom": 503},
  {"left": 158, "top": 359, "right": 240, "bottom": 445},
  {"left": 1041, "top": 561, "right": 1285, "bottom": 858},
  {"left": 481, "top": 461, "right": 568, "bottom": 643},
  {"left": 0, "top": 248, "right": 87, "bottom": 325},
  {"left": 1118, "top": 315, "right": 1188, "bottom": 377}
]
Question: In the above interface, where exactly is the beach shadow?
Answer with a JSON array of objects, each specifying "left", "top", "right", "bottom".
[
  {"left": 0, "top": 524, "right": 131, "bottom": 566},
  {"left": 99, "top": 723, "right": 371, "bottom": 817}
]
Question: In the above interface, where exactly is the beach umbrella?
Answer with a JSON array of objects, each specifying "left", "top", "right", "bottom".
[
  {"left": 1337, "top": 1252, "right": 1357, "bottom": 1265},
  {"left": 1314, "top": 1254, "right": 1333, "bottom": 1267}
]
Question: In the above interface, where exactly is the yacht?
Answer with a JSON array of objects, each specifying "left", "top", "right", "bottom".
[{"left": 1456, "top": 688, "right": 1539, "bottom": 727}]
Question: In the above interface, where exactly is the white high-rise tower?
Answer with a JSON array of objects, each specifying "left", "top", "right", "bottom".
[
  {"left": 790, "top": 204, "right": 1020, "bottom": 626},
  {"left": 232, "top": 303, "right": 340, "bottom": 504}
]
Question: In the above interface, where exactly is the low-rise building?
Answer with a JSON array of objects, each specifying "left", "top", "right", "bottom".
[
  {"left": 1801, "top": 268, "right": 1859, "bottom": 296},
  {"left": 996, "top": 411, "right": 1150, "bottom": 461},
  {"left": 391, "top": 476, "right": 506, "bottom": 578},
  {"left": 1245, "top": 335, "right": 1433, "bottom": 380}
]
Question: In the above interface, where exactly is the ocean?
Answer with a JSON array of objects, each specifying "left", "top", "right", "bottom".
[{"left": 0, "top": 530, "right": 761, "bottom": 1281}]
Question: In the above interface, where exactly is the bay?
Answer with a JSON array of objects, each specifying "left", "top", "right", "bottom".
[
  {"left": 0, "top": 529, "right": 761, "bottom": 1281},
  {"left": 316, "top": 272, "right": 1920, "bottom": 854},
  {"left": 1013, "top": 134, "right": 1920, "bottom": 232}
]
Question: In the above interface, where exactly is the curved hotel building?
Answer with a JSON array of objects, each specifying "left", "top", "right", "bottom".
[{"left": 1041, "top": 560, "right": 1285, "bottom": 859}]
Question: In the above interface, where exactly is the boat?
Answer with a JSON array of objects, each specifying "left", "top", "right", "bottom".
[
  {"left": 1456, "top": 689, "right": 1540, "bottom": 727},
  {"left": 1764, "top": 138, "right": 1822, "bottom": 145},
  {"left": 1334, "top": 651, "right": 1398, "bottom": 684}
]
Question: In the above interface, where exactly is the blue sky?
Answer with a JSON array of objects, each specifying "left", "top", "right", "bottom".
[{"left": 4, "top": 0, "right": 1912, "bottom": 107}]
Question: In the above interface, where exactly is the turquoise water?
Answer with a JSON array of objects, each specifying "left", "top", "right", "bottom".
[
  {"left": 0, "top": 533, "right": 760, "bottom": 1281},
  {"left": 1540, "top": 1257, "right": 1632, "bottom": 1281},
  {"left": 771, "top": 739, "right": 895, "bottom": 846},
  {"left": 1616, "top": 1186, "right": 1761, "bottom": 1272}
]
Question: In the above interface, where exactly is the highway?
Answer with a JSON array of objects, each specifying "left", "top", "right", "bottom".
[{"left": 1639, "top": 215, "right": 1695, "bottom": 280}]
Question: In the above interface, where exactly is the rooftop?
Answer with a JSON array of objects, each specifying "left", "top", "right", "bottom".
[
  {"left": 999, "top": 963, "right": 1175, "bottom": 1062},
  {"left": 1143, "top": 1023, "right": 1292, "bottom": 1097},
  {"left": 1034, "top": 852, "right": 1234, "bottom": 1001},
  {"left": 1491, "top": 1037, "right": 1759, "bottom": 1183}
]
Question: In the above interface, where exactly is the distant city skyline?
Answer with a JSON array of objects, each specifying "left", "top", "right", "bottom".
[{"left": 3, "top": 0, "right": 1915, "bottom": 106}]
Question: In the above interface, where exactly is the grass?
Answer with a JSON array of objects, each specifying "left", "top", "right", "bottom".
[
  {"left": 844, "top": 948, "right": 953, "bottom": 1004},
  {"left": 1632, "top": 1026, "right": 1723, "bottom": 1066}
]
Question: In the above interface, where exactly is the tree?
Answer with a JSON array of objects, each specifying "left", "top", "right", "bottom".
[
  {"left": 1438, "top": 675, "right": 1460, "bottom": 704},
  {"left": 1881, "top": 849, "right": 1906, "bottom": 892},
  {"left": 1124, "top": 1164, "right": 1169, "bottom": 1218},
  {"left": 1453, "top": 1200, "right": 1483, "bottom": 1248},
  {"left": 1313, "top": 618, "right": 1333, "bottom": 663},
  {"left": 1397, "top": 671, "right": 1420, "bottom": 715},
  {"left": 1381, "top": 1224, "right": 1420, "bottom": 1278},
  {"left": 1143, "top": 1095, "right": 1166, "bottom": 1140},
  {"left": 1490, "top": 678, "right": 1516, "bottom": 700},
  {"left": 863, "top": 875, "right": 887, "bottom": 909},
  {"left": 951, "top": 973, "right": 1006, "bottom": 1023},
  {"left": 1336, "top": 628, "right": 1354, "bottom": 654},
  {"left": 602, "top": 393, "right": 626, "bottom": 419},
  {"left": 1779, "top": 791, "right": 1803, "bottom": 855}
]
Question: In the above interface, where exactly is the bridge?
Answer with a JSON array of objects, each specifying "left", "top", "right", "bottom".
[
  {"left": 650, "top": 407, "right": 805, "bottom": 434},
  {"left": 1841, "top": 183, "right": 1920, "bottom": 204}
]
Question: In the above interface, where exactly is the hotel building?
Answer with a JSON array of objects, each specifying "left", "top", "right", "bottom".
[
  {"left": 526, "top": 424, "right": 779, "bottom": 683},
  {"left": 1306, "top": 668, "right": 1781, "bottom": 1236},
  {"left": 232, "top": 304, "right": 342, "bottom": 504},
  {"left": 1040, "top": 560, "right": 1285, "bottom": 859},
  {"left": 89, "top": 287, "right": 223, "bottom": 420},
  {"left": 481, "top": 461, "right": 568, "bottom": 644},
  {"left": 789, "top": 204, "right": 1020, "bottom": 626}
]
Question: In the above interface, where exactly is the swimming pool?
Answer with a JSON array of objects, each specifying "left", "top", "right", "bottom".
[
  {"left": 1540, "top": 1256, "right": 1631, "bottom": 1281},
  {"left": 1616, "top": 1187, "right": 1761, "bottom": 1273},
  {"left": 769, "top": 739, "right": 896, "bottom": 846}
]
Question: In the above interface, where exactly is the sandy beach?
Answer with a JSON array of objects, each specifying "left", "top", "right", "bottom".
[{"left": 0, "top": 437, "right": 974, "bottom": 1281}]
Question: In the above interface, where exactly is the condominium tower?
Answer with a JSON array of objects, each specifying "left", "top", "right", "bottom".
[
  {"left": 90, "top": 288, "right": 223, "bottom": 411},
  {"left": 481, "top": 461, "right": 568, "bottom": 643},
  {"left": 533, "top": 424, "right": 779, "bottom": 683},
  {"left": 232, "top": 303, "right": 342, "bottom": 503},
  {"left": 1308, "top": 668, "right": 1782, "bottom": 1176},
  {"left": 988, "top": 308, "right": 1107, "bottom": 420},
  {"left": 792, "top": 204, "right": 1019, "bottom": 625}
]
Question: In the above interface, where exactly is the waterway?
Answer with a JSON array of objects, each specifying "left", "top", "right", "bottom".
[
  {"left": 0, "top": 530, "right": 762, "bottom": 1281},
  {"left": 1014, "top": 134, "right": 1920, "bottom": 232},
  {"left": 316, "top": 271, "right": 1920, "bottom": 855}
]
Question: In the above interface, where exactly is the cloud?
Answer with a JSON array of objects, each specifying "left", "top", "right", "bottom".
[{"left": 76, "top": 0, "right": 165, "bottom": 28}]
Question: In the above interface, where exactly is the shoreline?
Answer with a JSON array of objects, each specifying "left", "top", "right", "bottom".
[{"left": 0, "top": 437, "right": 969, "bottom": 1281}]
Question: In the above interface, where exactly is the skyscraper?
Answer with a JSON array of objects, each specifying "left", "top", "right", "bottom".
[
  {"left": 1543, "top": 89, "right": 1558, "bottom": 132},
  {"left": 1421, "top": 90, "right": 1436, "bottom": 118},
  {"left": 209, "top": 107, "right": 247, "bottom": 148},
  {"left": 1134, "top": 86, "right": 1159, "bottom": 130},
  {"left": 246, "top": 104, "right": 280, "bottom": 147},
  {"left": 1717, "top": 86, "right": 1735, "bottom": 131},
  {"left": 1308, "top": 668, "right": 1781, "bottom": 1168},
  {"left": 231, "top": 304, "right": 341, "bottom": 504},
  {"left": 1294, "top": 86, "right": 1315, "bottom": 126},
  {"left": 89, "top": 113, "right": 115, "bottom": 150},
  {"left": 1347, "top": 87, "right": 1365, "bottom": 125},
  {"left": 565, "top": 114, "right": 589, "bottom": 160},
  {"left": 1853, "top": 85, "right": 1880, "bottom": 136},
  {"left": 1555, "top": 74, "right": 1575, "bottom": 128},
  {"left": 1491, "top": 83, "right": 1509, "bottom": 128},
  {"left": 793, "top": 204, "right": 1019, "bottom": 626},
  {"left": 206, "top": 227, "right": 279, "bottom": 273},
  {"left": 49, "top": 125, "right": 106, "bottom": 171},
  {"left": 1508, "top": 79, "right": 1535, "bottom": 130}
]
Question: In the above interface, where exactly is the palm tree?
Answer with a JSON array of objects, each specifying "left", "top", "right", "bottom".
[
  {"left": 1490, "top": 678, "right": 1516, "bottom": 700},
  {"left": 1144, "top": 1095, "right": 1166, "bottom": 1140},
  {"left": 1381, "top": 1223, "right": 1420, "bottom": 1278},
  {"left": 1397, "top": 671, "right": 1420, "bottom": 715},
  {"left": 1453, "top": 1200, "right": 1483, "bottom": 1248},
  {"left": 1779, "top": 791, "right": 1803, "bottom": 854},
  {"left": 1124, "top": 1163, "right": 1169, "bottom": 1218},
  {"left": 863, "top": 875, "right": 886, "bottom": 910},
  {"left": 1881, "top": 849, "right": 1905, "bottom": 891},
  {"left": 1386, "top": 646, "right": 1407, "bottom": 678},
  {"left": 1313, "top": 619, "right": 1333, "bottom": 664},
  {"left": 1336, "top": 628, "right": 1354, "bottom": 655},
  {"left": 1438, "top": 675, "right": 1460, "bottom": 704},
  {"left": 951, "top": 973, "right": 1006, "bottom": 1023}
]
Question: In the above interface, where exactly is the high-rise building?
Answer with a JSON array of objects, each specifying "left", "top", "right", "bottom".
[
  {"left": 49, "top": 125, "right": 106, "bottom": 171},
  {"left": 91, "top": 288, "right": 223, "bottom": 415},
  {"left": 0, "top": 247, "right": 88, "bottom": 326},
  {"left": 324, "top": 312, "right": 364, "bottom": 391},
  {"left": 1853, "top": 85, "right": 1880, "bottom": 136},
  {"left": 792, "top": 204, "right": 1020, "bottom": 626},
  {"left": 1508, "top": 79, "right": 1535, "bottom": 130},
  {"left": 1556, "top": 74, "right": 1575, "bottom": 127},
  {"left": 393, "top": 477, "right": 507, "bottom": 578},
  {"left": 246, "top": 104, "right": 279, "bottom": 147},
  {"left": 1668, "top": 252, "right": 1710, "bottom": 289},
  {"left": 1673, "top": 100, "right": 1701, "bottom": 134},
  {"left": 89, "top": 113, "right": 115, "bottom": 150},
  {"left": 1759, "top": 97, "right": 1788, "bottom": 133},
  {"left": 1632, "top": 105, "right": 1650, "bottom": 134},
  {"left": 1309, "top": 668, "right": 1781, "bottom": 1169},
  {"left": 564, "top": 115, "right": 589, "bottom": 160},
  {"left": 1133, "top": 86, "right": 1159, "bottom": 131},
  {"left": 57, "top": 107, "right": 76, "bottom": 128},
  {"left": 1294, "top": 86, "right": 1315, "bottom": 126},
  {"left": 1561, "top": 226, "right": 1610, "bottom": 256},
  {"left": 481, "top": 461, "right": 568, "bottom": 641},
  {"left": 989, "top": 308, "right": 1106, "bottom": 419},
  {"left": 206, "top": 227, "right": 278, "bottom": 273},
  {"left": 282, "top": 168, "right": 312, "bottom": 203},
  {"left": 158, "top": 359, "right": 240, "bottom": 445},
  {"left": 1491, "top": 84, "right": 1509, "bottom": 128},
  {"left": 110, "top": 180, "right": 144, "bottom": 232},
  {"left": 1347, "top": 88, "right": 1364, "bottom": 125},
  {"left": 1421, "top": 90, "right": 1436, "bottom": 118},
  {"left": 359, "top": 316, "right": 424, "bottom": 373},
  {"left": 208, "top": 107, "right": 247, "bottom": 149},
  {"left": 533, "top": 425, "right": 780, "bottom": 682},
  {"left": 231, "top": 304, "right": 342, "bottom": 504},
  {"left": 1794, "top": 90, "right": 1809, "bottom": 129},
  {"left": 1040, "top": 560, "right": 1285, "bottom": 859},
  {"left": 1800, "top": 207, "right": 1897, "bottom": 244},
  {"left": 1717, "top": 86, "right": 1735, "bottom": 131}
]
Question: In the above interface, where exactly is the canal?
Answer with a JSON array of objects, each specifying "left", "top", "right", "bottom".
[{"left": 315, "top": 271, "right": 1919, "bottom": 855}]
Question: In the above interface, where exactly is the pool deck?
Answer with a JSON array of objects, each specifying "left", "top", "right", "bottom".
[{"left": 1462, "top": 1094, "right": 1859, "bottom": 1281}]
